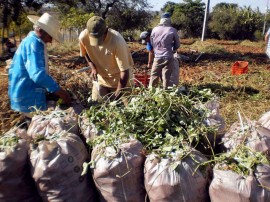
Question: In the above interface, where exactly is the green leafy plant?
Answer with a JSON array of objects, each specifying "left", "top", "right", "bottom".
[{"left": 85, "top": 87, "right": 218, "bottom": 157}]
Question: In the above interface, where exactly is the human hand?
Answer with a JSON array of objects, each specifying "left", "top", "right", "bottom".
[
  {"left": 109, "top": 90, "right": 122, "bottom": 102},
  {"left": 90, "top": 68, "right": 98, "bottom": 81},
  {"left": 54, "top": 89, "right": 71, "bottom": 105}
]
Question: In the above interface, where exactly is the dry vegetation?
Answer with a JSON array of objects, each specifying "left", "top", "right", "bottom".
[{"left": 0, "top": 39, "right": 270, "bottom": 134}]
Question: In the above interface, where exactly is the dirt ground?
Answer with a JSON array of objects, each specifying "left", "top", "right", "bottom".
[{"left": 0, "top": 39, "right": 269, "bottom": 134}]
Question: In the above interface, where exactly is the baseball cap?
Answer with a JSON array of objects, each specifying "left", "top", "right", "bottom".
[
  {"left": 87, "top": 16, "right": 107, "bottom": 46},
  {"left": 140, "top": 31, "right": 150, "bottom": 44},
  {"left": 140, "top": 31, "right": 149, "bottom": 40},
  {"left": 161, "top": 12, "right": 171, "bottom": 18}
]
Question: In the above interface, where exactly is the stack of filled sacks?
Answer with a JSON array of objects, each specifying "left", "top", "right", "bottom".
[
  {"left": 0, "top": 107, "right": 97, "bottom": 201},
  {"left": 210, "top": 111, "right": 270, "bottom": 201}
]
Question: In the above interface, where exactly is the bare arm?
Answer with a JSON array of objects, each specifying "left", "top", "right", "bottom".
[
  {"left": 265, "top": 33, "right": 269, "bottom": 43},
  {"left": 115, "top": 69, "right": 129, "bottom": 96},
  {"left": 54, "top": 88, "right": 71, "bottom": 105},
  {"left": 147, "top": 50, "right": 154, "bottom": 68},
  {"left": 85, "top": 54, "right": 98, "bottom": 81}
]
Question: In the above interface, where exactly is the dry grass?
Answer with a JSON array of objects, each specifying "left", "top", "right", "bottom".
[{"left": 179, "top": 39, "right": 270, "bottom": 128}]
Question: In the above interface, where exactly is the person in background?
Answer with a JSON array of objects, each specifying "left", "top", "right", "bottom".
[
  {"left": 265, "top": 27, "right": 270, "bottom": 59},
  {"left": 8, "top": 12, "right": 71, "bottom": 123},
  {"left": 145, "top": 12, "right": 180, "bottom": 89},
  {"left": 140, "top": 31, "right": 154, "bottom": 70},
  {"left": 2, "top": 38, "right": 17, "bottom": 58},
  {"left": 79, "top": 16, "right": 134, "bottom": 102}
]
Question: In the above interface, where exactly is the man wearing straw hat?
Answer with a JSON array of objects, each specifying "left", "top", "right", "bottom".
[
  {"left": 8, "top": 12, "right": 71, "bottom": 123},
  {"left": 79, "top": 16, "right": 134, "bottom": 102}
]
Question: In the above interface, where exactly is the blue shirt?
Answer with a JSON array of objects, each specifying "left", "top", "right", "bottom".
[
  {"left": 146, "top": 42, "right": 153, "bottom": 51},
  {"left": 8, "top": 31, "right": 60, "bottom": 113}
]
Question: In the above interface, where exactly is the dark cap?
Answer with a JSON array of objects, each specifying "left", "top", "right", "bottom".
[
  {"left": 140, "top": 31, "right": 150, "bottom": 39},
  {"left": 161, "top": 12, "right": 171, "bottom": 18},
  {"left": 87, "top": 16, "right": 107, "bottom": 46}
]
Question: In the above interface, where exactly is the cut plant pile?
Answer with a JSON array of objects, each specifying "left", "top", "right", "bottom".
[
  {"left": 85, "top": 87, "right": 218, "bottom": 157},
  {"left": 214, "top": 145, "right": 269, "bottom": 176}
]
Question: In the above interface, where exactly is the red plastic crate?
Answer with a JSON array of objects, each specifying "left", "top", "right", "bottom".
[
  {"left": 134, "top": 74, "right": 150, "bottom": 87},
  {"left": 231, "top": 61, "right": 248, "bottom": 75}
]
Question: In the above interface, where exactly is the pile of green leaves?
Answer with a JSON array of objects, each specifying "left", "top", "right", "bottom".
[
  {"left": 85, "top": 87, "right": 218, "bottom": 157},
  {"left": 214, "top": 145, "right": 269, "bottom": 176},
  {"left": 0, "top": 135, "right": 19, "bottom": 148}
]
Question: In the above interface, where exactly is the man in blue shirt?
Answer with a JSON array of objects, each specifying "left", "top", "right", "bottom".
[
  {"left": 140, "top": 13, "right": 180, "bottom": 88},
  {"left": 8, "top": 13, "right": 71, "bottom": 121},
  {"left": 140, "top": 31, "right": 154, "bottom": 69}
]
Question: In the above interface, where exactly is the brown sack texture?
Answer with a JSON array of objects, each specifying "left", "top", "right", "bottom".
[
  {"left": 258, "top": 111, "right": 270, "bottom": 130},
  {"left": 91, "top": 139, "right": 146, "bottom": 202},
  {"left": 0, "top": 133, "right": 41, "bottom": 202},
  {"left": 144, "top": 149, "right": 210, "bottom": 202},
  {"left": 79, "top": 113, "right": 100, "bottom": 141},
  {"left": 209, "top": 166, "right": 270, "bottom": 202},
  {"left": 27, "top": 108, "right": 79, "bottom": 139},
  {"left": 30, "top": 132, "right": 95, "bottom": 202},
  {"left": 223, "top": 120, "right": 270, "bottom": 158}
]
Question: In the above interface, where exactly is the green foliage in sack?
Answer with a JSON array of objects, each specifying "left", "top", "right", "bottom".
[
  {"left": 0, "top": 135, "right": 19, "bottom": 148},
  {"left": 214, "top": 145, "right": 269, "bottom": 176},
  {"left": 85, "top": 87, "right": 219, "bottom": 157}
]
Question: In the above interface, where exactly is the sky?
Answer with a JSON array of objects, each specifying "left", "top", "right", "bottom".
[{"left": 148, "top": 0, "right": 267, "bottom": 13}]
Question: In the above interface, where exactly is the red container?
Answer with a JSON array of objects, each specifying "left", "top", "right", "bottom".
[
  {"left": 231, "top": 61, "right": 248, "bottom": 75},
  {"left": 134, "top": 74, "right": 150, "bottom": 87}
]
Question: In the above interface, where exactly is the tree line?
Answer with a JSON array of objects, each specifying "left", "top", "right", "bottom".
[{"left": 0, "top": 0, "right": 269, "bottom": 42}]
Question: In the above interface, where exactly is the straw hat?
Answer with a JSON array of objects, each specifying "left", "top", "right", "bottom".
[{"left": 27, "top": 13, "right": 63, "bottom": 43}]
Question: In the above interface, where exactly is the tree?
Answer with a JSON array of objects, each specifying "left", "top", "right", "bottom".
[
  {"left": 49, "top": 0, "right": 152, "bottom": 36},
  {"left": 237, "top": 6, "right": 263, "bottom": 40},
  {"left": 106, "top": 7, "right": 152, "bottom": 34},
  {"left": 47, "top": 0, "right": 150, "bottom": 19},
  {"left": 161, "top": 1, "right": 177, "bottom": 13},
  {"left": 208, "top": 4, "right": 239, "bottom": 40},
  {"left": 209, "top": 3, "right": 263, "bottom": 40},
  {"left": 0, "top": 0, "right": 43, "bottom": 40},
  {"left": 163, "top": 0, "right": 205, "bottom": 38},
  {"left": 61, "top": 7, "right": 94, "bottom": 40}
]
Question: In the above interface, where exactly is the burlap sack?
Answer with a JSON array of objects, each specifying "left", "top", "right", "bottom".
[
  {"left": 195, "top": 100, "right": 226, "bottom": 154},
  {"left": 258, "top": 111, "right": 270, "bottom": 130},
  {"left": 144, "top": 149, "right": 210, "bottom": 202},
  {"left": 204, "top": 100, "right": 226, "bottom": 135},
  {"left": 209, "top": 165, "right": 270, "bottom": 202},
  {"left": 27, "top": 108, "right": 79, "bottom": 139},
  {"left": 79, "top": 113, "right": 100, "bottom": 141},
  {"left": 91, "top": 139, "right": 146, "bottom": 202},
  {"left": 255, "top": 164, "right": 270, "bottom": 190},
  {"left": 246, "top": 126, "right": 270, "bottom": 157},
  {"left": 222, "top": 121, "right": 270, "bottom": 158},
  {"left": 30, "top": 132, "right": 95, "bottom": 202},
  {"left": 0, "top": 133, "right": 41, "bottom": 202}
]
